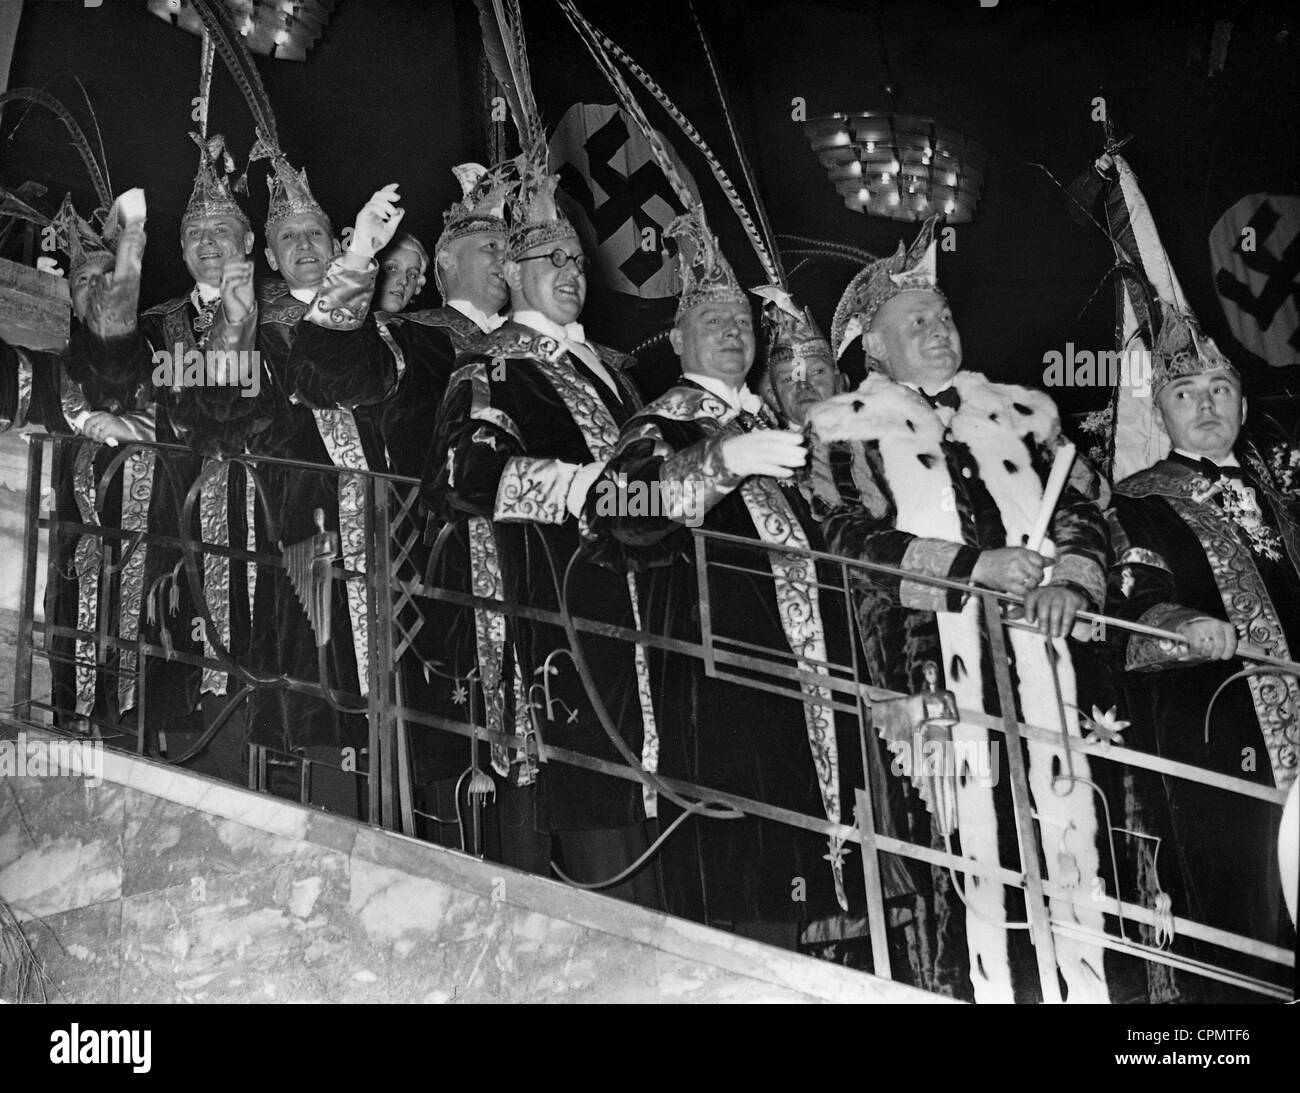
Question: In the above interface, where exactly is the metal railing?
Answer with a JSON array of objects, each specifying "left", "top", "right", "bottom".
[{"left": 9, "top": 431, "right": 1296, "bottom": 1003}]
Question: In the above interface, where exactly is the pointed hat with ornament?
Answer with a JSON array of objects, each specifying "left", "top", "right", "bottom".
[
  {"left": 830, "top": 216, "right": 945, "bottom": 361},
  {"left": 436, "top": 162, "right": 509, "bottom": 254},
  {"left": 183, "top": 132, "right": 251, "bottom": 233}
]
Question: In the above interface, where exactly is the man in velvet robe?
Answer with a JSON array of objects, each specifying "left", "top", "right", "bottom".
[
  {"left": 806, "top": 220, "right": 1115, "bottom": 1003},
  {"left": 72, "top": 152, "right": 260, "bottom": 772},
  {"left": 582, "top": 209, "right": 865, "bottom": 945},
  {"left": 240, "top": 169, "right": 404, "bottom": 817},
  {"left": 1106, "top": 310, "right": 1297, "bottom": 992},
  {"left": 423, "top": 162, "right": 658, "bottom": 903},
  {"left": 288, "top": 164, "right": 510, "bottom": 847}
]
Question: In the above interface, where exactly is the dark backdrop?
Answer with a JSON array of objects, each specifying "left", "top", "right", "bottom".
[{"left": 4, "top": 0, "right": 1298, "bottom": 416}]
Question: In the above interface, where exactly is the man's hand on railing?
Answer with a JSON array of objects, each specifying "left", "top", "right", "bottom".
[
  {"left": 719, "top": 430, "right": 806, "bottom": 479},
  {"left": 1024, "top": 586, "right": 1085, "bottom": 640},
  {"left": 971, "top": 546, "right": 1045, "bottom": 594},
  {"left": 80, "top": 411, "right": 140, "bottom": 446},
  {"left": 1176, "top": 617, "right": 1239, "bottom": 661}
]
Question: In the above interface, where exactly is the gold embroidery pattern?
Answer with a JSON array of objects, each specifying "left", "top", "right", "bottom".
[
  {"left": 1169, "top": 495, "right": 1299, "bottom": 788},
  {"left": 245, "top": 463, "right": 258, "bottom": 628},
  {"left": 739, "top": 475, "right": 847, "bottom": 910},
  {"left": 627, "top": 571, "right": 659, "bottom": 819},
  {"left": 199, "top": 460, "right": 231, "bottom": 696},
  {"left": 535, "top": 356, "right": 620, "bottom": 459},
  {"left": 312, "top": 408, "right": 371, "bottom": 696},
  {"left": 468, "top": 515, "right": 512, "bottom": 776},
  {"left": 117, "top": 446, "right": 156, "bottom": 713},
  {"left": 72, "top": 444, "right": 101, "bottom": 717}
]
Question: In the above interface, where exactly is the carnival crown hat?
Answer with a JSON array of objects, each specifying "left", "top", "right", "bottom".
[
  {"left": 667, "top": 206, "right": 748, "bottom": 322},
  {"left": 830, "top": 216, "right": 945, "bottom": 360},
  {"left": 183, "top": 133, "right": 251, "bottom": 233},
  {"left": 506, "top": 144, "right": 578, "bottom": 260},
  {"left": 249, "top": 129, "right": 329, "bottom": 236},
  {"left": 437, "top": 163, "right": 509, "bottom": 255},
  {"left": 1151, "top": 303, "right": 1238, "bottom": 399},
  {"left": 753, "top": 285, "right": 834, "bottom": 372}
]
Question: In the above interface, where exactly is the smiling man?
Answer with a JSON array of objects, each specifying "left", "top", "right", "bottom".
[
  {"left": 806, "top": 218, "right": 1113, "bottom": 1002},
  {"left": 757, "top": 301, "right": 843, "bottom": 429},
  {"left": 423, "top": 160, "right": 659, "bottom": 899},
  {"left": 69, "top": 136, "right": 261, "bottom": 782},
  {"left": 584, "top": 209, "right": 865, "bottom": 945},
  {"left": 1105, "top": 308, "right": 1299, "bottom": 976},
  {"left": 289, "top": 164, "right": 511, "bottom": 845}
]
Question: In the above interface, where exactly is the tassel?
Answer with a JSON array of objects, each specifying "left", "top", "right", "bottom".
[{"left": 1152, "top": 891, "right": 1175, "bottom": 949}]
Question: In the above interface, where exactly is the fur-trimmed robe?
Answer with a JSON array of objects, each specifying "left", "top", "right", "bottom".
[{"left": 808, "top": 369, "right": 1114, "bottom": 1003}]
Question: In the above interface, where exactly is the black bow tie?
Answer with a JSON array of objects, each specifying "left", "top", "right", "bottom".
[
  {"left": 1175, "top": 453, "right": 1245, "bottom": 482},
  {"left": 924, "top": 386, "right": 961, "bottom": 411}
]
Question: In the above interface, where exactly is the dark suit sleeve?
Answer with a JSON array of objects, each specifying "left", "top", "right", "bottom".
[
  {"left": 582, "top": 415, "right": 743, "bottom": 571},
  {"left": 286, "top": 257, "right": 393, "bottom": 409},
  {"left": 1105, "top": 496, "right": 1218, "bottom": 672}
]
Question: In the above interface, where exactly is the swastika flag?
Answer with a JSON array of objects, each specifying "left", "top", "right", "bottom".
[
  {"left": 551, "top": 102, "right": 703, "bottom": 299},
  {"left": 1210, "top": 194, "right": 1300, "bottom": 367}
]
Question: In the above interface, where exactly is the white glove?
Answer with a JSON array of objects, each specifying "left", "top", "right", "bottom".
[{"left": 566, "top": 460, "right": 608, "bottom": 518}]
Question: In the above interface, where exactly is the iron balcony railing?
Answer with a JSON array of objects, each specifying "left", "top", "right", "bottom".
[{"left": 9, "top": 431, "right": 1296, "bottom": 1003}]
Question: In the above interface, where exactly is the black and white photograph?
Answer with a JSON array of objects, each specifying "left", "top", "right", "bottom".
[{"left": 0, "top": 0, "right": 1297, "bottom": 1027}]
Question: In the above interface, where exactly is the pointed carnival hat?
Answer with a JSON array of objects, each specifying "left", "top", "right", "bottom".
[
  {"left": 830, "top": 216, "right": 944, "bottom": 360},
  {"left": 754, "top": 284, "right": 834, "bottom": 372},
  {"left": 437, "top": 162, "right": 510, "bottom": 254},
  {"left": 182, "top": 133, "right": 251, "bottom": 233},
  {"left": 666, "top": 206, "right": 748, "bottom": 322},
  {"left": 1151, "top": 304, "right": 1239, "bottom": 398},
  {"left": 506, "top": 142, "right": 578, "bottom": 260},
  {"left": 249, "top": 128, "right": 329, "bottom": 236}
]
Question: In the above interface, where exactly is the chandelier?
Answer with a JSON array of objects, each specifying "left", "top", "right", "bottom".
[
  {"left": 147, "top": 0, "right": 337, "bottom": 62},
  {"left": 804, "top": 112, "right": 986, "bottom": 223}
]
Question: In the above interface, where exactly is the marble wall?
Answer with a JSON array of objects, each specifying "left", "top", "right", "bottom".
[{"left": 0, "top": 725, "right": 943, "bottom": 1004}]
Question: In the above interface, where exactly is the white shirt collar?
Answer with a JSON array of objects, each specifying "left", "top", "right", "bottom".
[
  {"left": 1174, "top": 447, "right": 1240, "bottom": 468},
  {"left": 191, "top": 281, "right": 221, "bottom": 307},
  {"left": 448, "top": 299, "right": 505, "bottom": 333},
  {"left": 683, "top": 372, "right": 764, "bottom": 415},
  {"left": 512, "top": 308, "right": 587, "bottom": 346},
  {"left": 289, "top": 284, "right": 316, "bottom": 305}
]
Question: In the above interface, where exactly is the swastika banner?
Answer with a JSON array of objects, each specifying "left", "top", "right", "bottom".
[
  {"left": 1209, "top": 194, "right": 1300, "bottom": 367},
  {"left": 551, "top": 102, "right": 702, "bottom": 299}
]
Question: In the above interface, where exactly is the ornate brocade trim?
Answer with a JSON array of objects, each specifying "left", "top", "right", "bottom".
[
  {"left": 117, "top": 446, "right": 156, "bottom": 713},
  {"left": 468, "top": 515, "right": 513, "bottom": 776},
  {"left": 626, "top": 570, "right": 659, "bottom": 819},
  {"left": 738, "top": 475, "right": 847, "bottom": 910},
  {"left": 532, "top": 354, "right": 621, "bottom": 460},
  {"left": 306, "top": 258, "right": 376, "bottom": 331},
  {"left": 72, "top": 444, "right": 101, "bottom": 717},
  {"left": 493, "top": 456, "right": 577, "bottom": 524},
  {"left": 657, "top": 434, "right": 742, "bottom": 523},
  {"left": 199, "top": 461, "right": 231, "bottom": 696},
  {"left": 1116, "top": 546, "right": 1170, "bottom": 574},
  {"left": 899, "top": 537, "right": 966, "bottom": 612},
  {"left": 312, "top": 407, "right": 372, "bottom": 694},
  {"left": 1051, "top": 553, "right": 1105, "bottom": 609},
  {"left": 375, "top": 316, "right": 407, "bottom": 382},
  {"left": 1167, "top": 495, "right": 1299, "bottom": 787}
]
